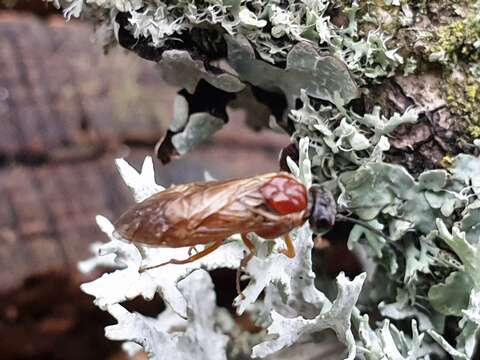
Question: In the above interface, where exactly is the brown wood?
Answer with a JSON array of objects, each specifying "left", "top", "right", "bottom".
[
  {"left": 367, "top": 69, "right": 478, "bottom": 176},
  {"left": 0, "top": 13, "right": 173, "bottom": 163},
  {"left": 0, "top": 157, "right": 134, "bottom": 293},
  {"left": 0, "top": 13, "right": 287, "bottom": 360}
]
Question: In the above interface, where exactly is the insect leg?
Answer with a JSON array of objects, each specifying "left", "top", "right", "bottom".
[
  {"left": 279, "top": 233, "right": 295, "bottom": 258},
  {"left": 241, "top": 233, "right": 256, "bottom": 254},
  {"left": 188, "top": 246, "right": 199, "bottom": 256},
  {"left": 236, "top": 234, "right": 257, "bottom": 296},
  {"left": 139, "top": 240, "right": 224, "bottom": 272}
]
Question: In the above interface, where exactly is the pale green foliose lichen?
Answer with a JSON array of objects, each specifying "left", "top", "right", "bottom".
[{"left": 286, "top": 94, "right": 480, "bottom": 359}]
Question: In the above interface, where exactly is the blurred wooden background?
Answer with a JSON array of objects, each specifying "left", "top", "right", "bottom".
[
  {"left": 0, "top": 0, "right": 363, "bottom": 357},
  {"left": 0, "top": 10, "right": 288, "bottom": 360}
]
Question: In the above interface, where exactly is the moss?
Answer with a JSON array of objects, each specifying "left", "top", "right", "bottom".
[
  {"left": 418, "top": 2, "right": 480, "bottom": 140},
  {"left": 344, "top": 1, "right": 480, "bottom": 140},
  {"left": 441, "top": 155, "right": 455, "bottom": 168},
  {"left": 443, "top": 71, "right": 480, "bottom": 138},
  {"left": 427, "top": 15, "right": 480, "bottom": 64},
  {"left": 466, "top": 83, "right": 478, "bottom": 98},
  {"left": 336, "top": 1, "right": 480, "bottom": 139},
  {"left": 468, "top": 125, "right": 480, "bottom": 138}
]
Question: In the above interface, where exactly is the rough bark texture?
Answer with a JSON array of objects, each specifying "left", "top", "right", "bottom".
[{"left": 366, "top": 70, "right": 478, "bottom": 176}]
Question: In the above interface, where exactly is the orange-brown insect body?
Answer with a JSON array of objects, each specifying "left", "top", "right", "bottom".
[{"left": 114, "top": 172, "right": 308, "bottom": 248}]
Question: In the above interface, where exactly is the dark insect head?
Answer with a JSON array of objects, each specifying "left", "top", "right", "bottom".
[{"left": 307, "top": 186, "right": 337, "bottom": 235}]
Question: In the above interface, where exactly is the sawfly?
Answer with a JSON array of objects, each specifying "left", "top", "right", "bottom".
[{"left": 114, "top": 171, "right": 386, "bottom": 272}]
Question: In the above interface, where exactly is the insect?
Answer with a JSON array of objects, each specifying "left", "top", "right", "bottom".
[{"left": 114, "top": 171, "right": 387, "bottom": 273}]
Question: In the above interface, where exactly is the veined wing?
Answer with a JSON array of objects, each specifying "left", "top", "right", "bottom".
[
  {"left": 114, "top": 173, "right": 278, "bottom": 246},
  {"left": 161, "top": 173, "right": 279, "bottom": 233}
]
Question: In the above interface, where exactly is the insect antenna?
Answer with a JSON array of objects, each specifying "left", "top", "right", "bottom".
[
  {"left": 338, "top": 202, "right": 415, "bottom": 236},
  {"left": 335, "top": 214, "right": 392, "bottom": 241},
  {"left": 338, "top": 203, "right": 390, "bottom": 217}
]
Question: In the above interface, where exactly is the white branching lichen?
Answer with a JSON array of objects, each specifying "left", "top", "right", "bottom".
[
  {"left": 79, "top": 144, "right": 367, "bottom": 359},
  {"left": 105, "top": 270, "right": 229, "bottom": 360},
  {"left": 252, "top": 272, "right": 365, "bottom": 359}
]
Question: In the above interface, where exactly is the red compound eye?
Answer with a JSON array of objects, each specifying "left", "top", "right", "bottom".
[{"left": 261, "top": 175, "right": 307, "bottom": 215}]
